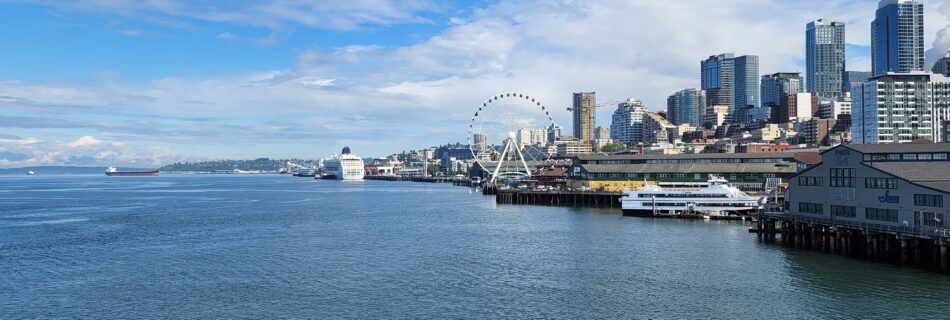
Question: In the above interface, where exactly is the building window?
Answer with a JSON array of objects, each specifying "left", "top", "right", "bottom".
[
  {"left": 921, "top": 212, "right": 945, "bottom": 226},
  {"left": 694, "top": 173, "right": 701, "bottom": 180},
  {"left": 799, "top": 176, "right": 823, "bottom": 186},
  {"left": 831, "top": 205, "right": 856, "bottom": 218},
  {"left": 914, "top": 194, "right": 944, "bottom": 207},
  {"left": 865, "top": 208, "right": 899, "bottom": 222},
  {"left": 799, "top": 202, "right": 824, "bottom": 215},
  {"left": 626, "top": 173, "right": 637, "bottom": 178},
  {"left": 830, "top": 168, "right": 855, "bottom": 188},
  {"left": 865, "top": 178, "right": 898, "bottom": 189},
  {"left": 887, "top": 154, "right": 901, "bottom": 160},
  {"left": 935, "top": 153, "right": 948, "bottom": 160},
  {"left": 658, "top": 174, "right": 669, "bottom": 178},
  {"left": 729, "top": 174, "right": 737, "bottom": 180}
]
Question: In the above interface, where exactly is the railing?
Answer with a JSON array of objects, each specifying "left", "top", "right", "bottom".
[{"left": 761, "top": 211, "right": 950, "bottom": 239}]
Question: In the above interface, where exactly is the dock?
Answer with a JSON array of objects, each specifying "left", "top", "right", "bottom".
[
  {"left": 364, "top": 175, "right": 475, "bottom": 186},
  {"left": 493, "top": 189, "right": 622, "bottom": 208},
  {"left": 757, "top": 206, "right": 950, "bottom": 274}
]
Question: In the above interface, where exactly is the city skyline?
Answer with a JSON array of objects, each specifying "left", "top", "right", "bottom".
[{"left": 3, "top": 0, "right": 950, "bottom": 167}]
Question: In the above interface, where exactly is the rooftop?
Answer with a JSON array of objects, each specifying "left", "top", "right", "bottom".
[
  {"left": 576, "top": 152, "right": 798, "bottom": 161},
  {"left": 579, "top": 163, "right": 799, "bottom": 174},
  {"left": 868, "top": 162, "right": 950, "bottom": 192},
  {"left": 845, "top": 143, "right": 950, "bottom": 154}
]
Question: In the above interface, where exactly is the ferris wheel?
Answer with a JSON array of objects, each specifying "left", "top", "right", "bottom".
[{"left": 467, "top": 92, "right": 556, "bottom": 185}]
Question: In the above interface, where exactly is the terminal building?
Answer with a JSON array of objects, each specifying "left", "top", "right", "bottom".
[
  {"left": 786, "top": 143, "right": 950, "bottom": 228},
  {"left": 566, "top": 152, "right": 817, "bottom": 191}
]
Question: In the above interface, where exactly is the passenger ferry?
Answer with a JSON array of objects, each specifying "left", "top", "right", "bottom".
[
  {"left": 619, "top": 175, "right": 763, "bottom": 217},
  {"left": 323, "top": 147, "right": 365, "bottom": 180}
]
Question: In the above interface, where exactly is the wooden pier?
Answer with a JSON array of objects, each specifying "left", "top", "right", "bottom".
[
  {"left": 364, "top": 175, "right": 475, "bottom": 186},
  {"left": 757, "top": 207, "right": 950, "bottom": 274},
  {"left": 493, "top": 189, "right": 622, "bottom": 208}
]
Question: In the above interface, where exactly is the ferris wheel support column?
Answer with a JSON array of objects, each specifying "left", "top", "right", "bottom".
[
  {"left": 489, "top": 137, "right": 513, "bottom": 185},
  {"left": 517, "top": 144, "right": 532, "bottom": 179}
]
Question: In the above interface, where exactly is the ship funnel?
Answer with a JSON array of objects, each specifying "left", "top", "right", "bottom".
[{"left": 342, "top": 147, "right": 351, "bottom": 155}]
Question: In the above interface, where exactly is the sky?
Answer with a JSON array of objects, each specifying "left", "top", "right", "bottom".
[{"left": 1, "top": 0, "right": 950, "bottom": 168}]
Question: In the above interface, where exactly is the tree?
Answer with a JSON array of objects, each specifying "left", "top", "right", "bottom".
[
  {"left": 600, "top": 141, "right": 625, "bottom": 153},
  {"left": 703, "top": 121, "right": 713, "bottom": 130}
]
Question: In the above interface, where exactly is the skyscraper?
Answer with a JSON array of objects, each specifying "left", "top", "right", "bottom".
[
  {"left": 701, "top": 53, "right": 758, "bottom": 123},
  {"left": 806, "top": 19, "right": 846, "bottom": 99},
  {"left": 843, "top": 71, "right": 873, "bottom": 93},
  {"left": 872, "top": 0, "right": 924, "bottom": 76},
  {"left": 547, "top": 124, "right": 562, "bottom": 142},
  {"left": 572, "top": 92, "right": 596, "bottom": 143},
  {"left": 701, "top": 53, "right": 735, "bottom": 110},
  {"left": 609, "top": 98, "right": 646, "bottom": 145},
  {"left": 667, "top": 88, "right": 706, "bottom": 127},
  {"left": 760, "top": 72, "right": 804, "bottom": 125}
]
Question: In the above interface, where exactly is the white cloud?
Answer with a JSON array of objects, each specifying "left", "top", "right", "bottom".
[
  {"left": 217, "top": 32, "right": 240, "bottom": 41},
  {"left": 0, "top": 135, "right": 180, "bottom": 168}
]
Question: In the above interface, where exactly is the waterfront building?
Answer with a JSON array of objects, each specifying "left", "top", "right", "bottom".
[
  {"left": 667, "top": 88, "right": 706, "bottom": 127},
  {"left": 852, "top": 72, "right": 936, "bottom": 144},
  {"left": 779, "top": 93, "right": 818, "bottom": 123},
  {"left": 643, "top": 112, "right": 675, "bottom": 145},
  {"left": 806, "top": 19, "right": 847, "bottom": 100},
  {"left": 785, "top": 143, "right": 950, "bottom": 233},
  {"left": 844, "top": 71, "right": 873, "bottom": 94},
  {"left": 573, "top": 92, "right": 597, "bottom": 144},
  {"left": 610, "top": 98, "right": 646, "bottom": 145},
  {"left": 566, "top": 152, "right": 817, "bottom": 192},
  {"left": 872, "top": 0, "right": 925, "bottom": 76}
]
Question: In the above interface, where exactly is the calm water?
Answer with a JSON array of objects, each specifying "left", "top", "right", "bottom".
[{"left": 2, "top": 175, "right": 950, "bottom": 319}]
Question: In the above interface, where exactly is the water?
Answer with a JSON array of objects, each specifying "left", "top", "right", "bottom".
[{"left": 2, "top": 175, "right": 949, "bottom": 319}]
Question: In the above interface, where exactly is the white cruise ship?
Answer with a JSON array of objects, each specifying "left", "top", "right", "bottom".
[
  {"left": 323, "top": 147, "right": 365, "bottom": 180},
  {"left": 619, "top": 175, "right": 763, "bottom": 217}
]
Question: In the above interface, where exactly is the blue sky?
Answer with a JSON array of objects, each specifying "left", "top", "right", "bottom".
[{"left": 0, "top": 0, "right": 948, "bottom": 167}]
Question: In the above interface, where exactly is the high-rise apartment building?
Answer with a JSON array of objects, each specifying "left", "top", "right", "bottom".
[
  {"left": 852, "top": 73, "right": 936, "bottom": 144},
  {"left": 547, "top": 124, "right": 562, "bottom": 142},
  {"left": 667, "top": 88, "right": 706, "bottom": 127},
  {"left": 701, "top": 53, "right": 758, "bottom": 123},
  {"left": 701, "top": 53, "right": 735, "bottom": 110},
  {"left": 843, "top": 71, "right": 873, "bottom": 93},
  {"left": 872, "top": 0, "right": 925, "bottom": 76},
  {"left": 806, "top": 19, "right": 846, "bottom": 99},
  {"left": 933, "top": 50, "right": 950, "bottom": 76},
  {"left": 609, "top": 98, "right": 646, "bottom": 145},
  {"left": 572, "top": 92, "right": 596, "bottom": 144}
]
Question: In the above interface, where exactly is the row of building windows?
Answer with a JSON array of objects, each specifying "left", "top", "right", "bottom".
[
  {"left": 863, "top": 153, "right": 949, "bottom": 161},
  {"left": 830, "top": 205, "right": 856, "bottom": 218},
  {"left": 922, "top": 212, "right": 946, "bottom": 226},
  {"left": 914, "top": 194, "right": 944, "bottom": 208},
  {"left": 799, "top": 176, "right": 823, "bottom": 186},
  {"left": 865, "top": 208, "right": 899, "bottom": 222},
  {"left": 829, "top": 168, "right": 856, "bottom": 188},
  {"left": 584, "top": 158, "right": 789, "bottom": 165},
  {"left": 865, "top": 178, "right": 898, "bottom": 189},
  {"left": 579, "top": 173, "right": 777, "bottom": 180},
  {"left": 799, "top": 202, "right": 824, "bottom": 214}
]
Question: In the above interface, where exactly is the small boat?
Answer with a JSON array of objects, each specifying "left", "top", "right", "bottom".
[{"left": 27, "top": 170, "right": 35, "bottom": 175}]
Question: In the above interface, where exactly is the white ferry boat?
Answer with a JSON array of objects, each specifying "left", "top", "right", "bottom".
[
  {"left": 619, "top": 175, "right": 763, "bottom": 217},
  {"left": 323, "top": 147, "right": 365, "bottom": 180}
]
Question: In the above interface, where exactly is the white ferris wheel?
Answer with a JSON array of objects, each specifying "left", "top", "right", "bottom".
[{"left": 467, "top": 92, "right": 556, "bottom": 185}]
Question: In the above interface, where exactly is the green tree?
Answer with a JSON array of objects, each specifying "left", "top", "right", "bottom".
[
  {"left": 600, "top": 141, "right": 625, "bottom": 153},
  {"left": 703, "top": 121, "right": 713, "bottom": 129}
]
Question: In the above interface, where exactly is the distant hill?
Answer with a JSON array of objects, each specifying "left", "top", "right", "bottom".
[
  {"left": 159, "top": 158, "right": 318, "bottom": 173},
  {"left": 0, "top": 166, "right": 156, "bottom": 175}
]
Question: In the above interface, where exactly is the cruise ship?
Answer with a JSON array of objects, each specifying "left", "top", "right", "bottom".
[
  {"left": 322, "top": 147, "right": 365, "bottom": 180},
  {"left": 619, "top": 175, "right": 763, "bottom": 217}
]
